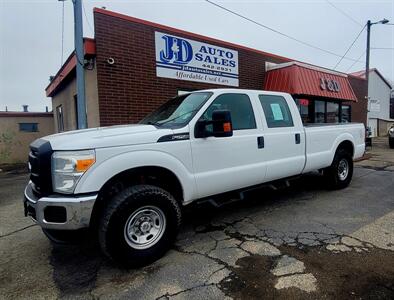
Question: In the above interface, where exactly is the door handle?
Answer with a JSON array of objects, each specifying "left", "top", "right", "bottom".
[
  {"left": 295, "top": 133, "right": 301, "bottom": 144},
  {"left": 257, "top": 136, "right": 264, "bottom": 149}
]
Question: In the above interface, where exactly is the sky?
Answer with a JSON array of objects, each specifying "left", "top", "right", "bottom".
[{"left": 0, "top": 0, "right": 393, "bottom": 112}]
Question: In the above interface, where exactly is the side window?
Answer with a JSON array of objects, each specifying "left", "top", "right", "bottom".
[
  {"left": 19, "top": 123, "right": 38, "bottom": 132},
  {"left": 200, "top": 93, "right": 256, "bottom": 131},
  {"left": 259, "top": 95, "right": 294, "bottom": 128}
]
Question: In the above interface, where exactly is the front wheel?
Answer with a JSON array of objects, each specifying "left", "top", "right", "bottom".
[
  {"left": 98, "top": 185, "right": 182, "bottom": 267},
  {"left": 323, "top": 149, "right": 353, "bottom": 190}
]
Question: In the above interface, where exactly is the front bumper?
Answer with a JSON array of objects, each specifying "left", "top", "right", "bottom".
[{"left": 24, "top": 182, "right": 97, "bottom": 230}]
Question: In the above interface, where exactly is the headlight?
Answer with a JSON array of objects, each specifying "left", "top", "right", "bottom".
[
  {"left": 389, "top": 128, "right": 394, "bottom": 134},
  {"left": 52, "top": 150, "right": 95, "bottom": 194}
]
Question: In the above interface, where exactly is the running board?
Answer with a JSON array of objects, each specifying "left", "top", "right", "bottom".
[{"left": 197, "top": 179, "right": 292, "bottom": 208}]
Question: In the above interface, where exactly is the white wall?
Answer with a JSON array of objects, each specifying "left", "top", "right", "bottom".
[{"left": 368, "top": 71, "right": 392, "bottom": 121}]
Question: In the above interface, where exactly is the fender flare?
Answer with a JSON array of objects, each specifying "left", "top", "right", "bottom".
[
  {"left": 74, "top": 150, "right": 196, "bottom": 202},
  {"left": 329, "top": 133, "right": 355, "bottom": 162}
]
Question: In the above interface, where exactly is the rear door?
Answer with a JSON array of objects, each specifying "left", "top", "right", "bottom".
[
  {"left": 257, "top": 94, "right": 305, "bottom": 181},
  {"left": 190, "top": 92, "right": 267, "bottom": 198}
]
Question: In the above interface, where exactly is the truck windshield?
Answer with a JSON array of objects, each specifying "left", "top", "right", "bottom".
[{"left": 140, "top": 92, "right": 213, "bottom": 128}]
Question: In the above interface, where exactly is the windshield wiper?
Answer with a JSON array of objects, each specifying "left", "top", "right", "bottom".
[
  {"left": 146, "top": 121, "right": 159, "bottom": 126},
  {"left": 156, "top": 109, "right": 199, "bottom": 127}
]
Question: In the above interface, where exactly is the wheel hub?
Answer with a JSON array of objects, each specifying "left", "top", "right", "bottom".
[
  {"left": 338, "top": 159, "right": 349, "bottom": 181},
  {"left": 140, "top": 221, "right": 151, "bottom": 233},
  {"left": 124, "top": 206, "right": 166, "bottom": 250}
]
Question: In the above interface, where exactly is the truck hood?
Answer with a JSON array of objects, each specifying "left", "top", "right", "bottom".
[{"left": 42, "top": 124, "right": 173, "bottom": 150}]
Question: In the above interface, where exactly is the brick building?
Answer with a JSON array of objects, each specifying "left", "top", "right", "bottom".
[{"left": 46, "top": 8, "right": 367, "bottom": 132}]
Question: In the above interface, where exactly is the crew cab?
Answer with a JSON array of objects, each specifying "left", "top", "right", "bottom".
[{"left": 24, "top": 89, "right": 365, "bottom": 266}]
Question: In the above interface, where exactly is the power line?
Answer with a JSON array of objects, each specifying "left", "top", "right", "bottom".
[
  {"left": 333, "top": 25, "right": 366, "bottom": 70},
  {"left": 345, "top": 50, "right": 366, "bottom": 72},
  {"left": 324, "top": 0, "right": 363, "bottom": 27},
  {"left": 82, "top": 1, "right": 94, "bottom": 35},
  {"left": 371, "top": 47, "right": 394, "bottom": 50},
  {"left": 204, "top": 0, "right": 363, "bottom": 63},
  {"left": 61, "top": 0, "right": 65, "bottom": 66}
]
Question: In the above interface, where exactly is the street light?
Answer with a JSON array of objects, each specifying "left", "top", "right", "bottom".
[{"left": 365, "top": 18, "right": 390, "bottom": 92}]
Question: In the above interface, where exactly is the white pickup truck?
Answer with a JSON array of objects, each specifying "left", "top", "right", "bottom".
[{"left": 24, "top": 89, "right": 365, "bottom": 266}]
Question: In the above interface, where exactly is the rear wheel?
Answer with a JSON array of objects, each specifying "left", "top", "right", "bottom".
[
  {"left": 323, "top": 149, "right": 353, "bottom": 190},
  {"left": 98, "top": 184, "right": 181, "bottom": 267}
]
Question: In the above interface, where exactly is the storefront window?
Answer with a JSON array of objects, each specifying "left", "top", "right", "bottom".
[
  {"left": 327, "top": 102, "right": 339, "bottom": 123},
  {"left": 341, "top": 105, "right": 351, "bottom": 123},
  {"left": 315, "top": 101, "right": 325, "bottom": 123},
  {"left": 295, "top": 98, "right": 311, "bottom": 123}
]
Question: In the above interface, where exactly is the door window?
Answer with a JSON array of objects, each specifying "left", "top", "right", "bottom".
[
  {"left": 200, "top": 93, "right": 256, "bottom": 131},
  {"left": 341, "top": 105, "right": 351, "bottom": 123},
  {"left": 259, "top": 95, "right": 294, "bottom": 128},
  {"left": 315, "top": 101, "right": 325, "bottom": 123},
  {"left": 56, "top": 105, "right": 64, "bottom": 132},
  {"left": 327, "top": 102, "right": 339, "bottom": 123}
]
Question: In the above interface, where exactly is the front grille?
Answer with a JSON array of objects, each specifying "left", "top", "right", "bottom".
[{"left": 29, "top": 139, "right": 53, "bottom": 196}]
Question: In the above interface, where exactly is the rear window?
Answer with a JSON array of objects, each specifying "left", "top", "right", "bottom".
[{"left": 259, "top": 95, "right": 294, "bottom": 128}]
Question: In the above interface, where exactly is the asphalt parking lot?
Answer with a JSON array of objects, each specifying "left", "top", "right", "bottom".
[{"left": 1, "top": 138, "right": 393, "bottom": 299}]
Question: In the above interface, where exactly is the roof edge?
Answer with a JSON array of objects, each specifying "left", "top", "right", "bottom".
[
  {"left": 351, "top": 68, "right": 392, "bottom": 89},
  {"left": 266, "top": 61, "right": 350, "bottom": 78},
  {"left": 93, "top": 7, "right": 293, "bottom": 63},
  {"left": 0, "top": 112, "right": 53, "bottom": 117},
  {"left": 45, "top": 38, "right": 96, "bottom": 98}
]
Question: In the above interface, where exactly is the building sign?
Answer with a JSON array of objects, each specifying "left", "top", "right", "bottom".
[
  {"left": 155, "top": 32, "right": 239, "bottom": 87},
  {"left": 320, "top": 78, "right": 340, "bottom": 92},
  {"left": 370, "top": 99, "right": 380, "bottom": 112}
]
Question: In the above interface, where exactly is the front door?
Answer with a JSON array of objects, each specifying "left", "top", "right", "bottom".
[{"left": 190, "top": 93, "right": 267, "bottom": 199}]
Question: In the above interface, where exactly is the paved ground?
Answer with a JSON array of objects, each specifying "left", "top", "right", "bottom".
[{"left": 1, "top": 137, "right": 393, "bottom": 299}]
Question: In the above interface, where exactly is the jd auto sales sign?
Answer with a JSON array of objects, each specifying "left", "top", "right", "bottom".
[{"left": 155, "top": 32, "right": 239, "bottom": 87}]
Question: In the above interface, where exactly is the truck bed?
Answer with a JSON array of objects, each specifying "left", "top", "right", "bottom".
[{"left": 303, "top": 122, "right": 365, "bottom": 173}]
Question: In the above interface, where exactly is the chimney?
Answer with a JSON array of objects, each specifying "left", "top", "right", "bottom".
[
  {"left": 5, "top": 106, "right": 8, "bottom": 112},
  {"left": 22, "top": 105, "right": 28, "bottom": 112},
  {"left": 45, "top": 106, "right": 49, "bottom": 112}
]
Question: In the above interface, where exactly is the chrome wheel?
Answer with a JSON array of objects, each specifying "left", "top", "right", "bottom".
[
  {"left": 338, "top": 159, "right": 349, "bottom": 181},
  {"left": 124, "top": 206, "right": 166, "bottom": 250}
]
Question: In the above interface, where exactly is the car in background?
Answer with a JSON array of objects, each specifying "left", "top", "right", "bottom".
[{"left": 389, "top": 125, "right": 394, "bottom": 148}]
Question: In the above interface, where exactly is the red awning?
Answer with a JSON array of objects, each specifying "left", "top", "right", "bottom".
[{"left": 264, "top": 62, "right": 357, "bottom": 102}]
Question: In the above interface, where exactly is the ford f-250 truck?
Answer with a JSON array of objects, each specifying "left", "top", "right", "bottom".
[{"left": 24, "top": 89, "right": 365, "bottom": 266}]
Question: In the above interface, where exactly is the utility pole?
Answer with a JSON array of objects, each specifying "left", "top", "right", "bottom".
[
  {"left": 73, "top": 0, "right": 87, "bottom": 129},
  {"left": 365, "top": 18, "right": 389, "bottom": 98},
  {"left": 365, "top": 20, "right": 371, "bottom": 96}
]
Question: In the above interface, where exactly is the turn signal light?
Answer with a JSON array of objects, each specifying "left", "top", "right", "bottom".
[
  {"left": 223, "top": 122, "right": 232, "bottom": 132},
  {"left": 76, "top": 158, "right": 95, "bottom": 172}
]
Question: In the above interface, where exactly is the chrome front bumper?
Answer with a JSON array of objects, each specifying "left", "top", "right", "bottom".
[{"left": 23, "top": 182, "right": 97, "bottom": 230}]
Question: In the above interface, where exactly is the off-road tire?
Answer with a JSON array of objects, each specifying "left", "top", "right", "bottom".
[
  {"left": 98, "top": 184, "right": 181, "bottom": 267},
  {"left": 323, "top": 148, "right": 353, "bottom": 190}
]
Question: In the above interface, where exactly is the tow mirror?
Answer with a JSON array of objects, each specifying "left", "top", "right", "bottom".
[{"left": 195, "top": 110, "right": 233, "bottom": 138}]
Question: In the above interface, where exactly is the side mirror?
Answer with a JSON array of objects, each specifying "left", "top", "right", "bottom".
[
  {"left": 212, "top": 110, "right": 233, "bottom": 137},
  {"left": 195, "top": 110, "right": 233, "bottom": 138}
]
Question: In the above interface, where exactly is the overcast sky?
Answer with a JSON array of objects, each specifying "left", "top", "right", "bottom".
[{"left": 1, "top": 0, "right": 393, "bottom": 112}]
